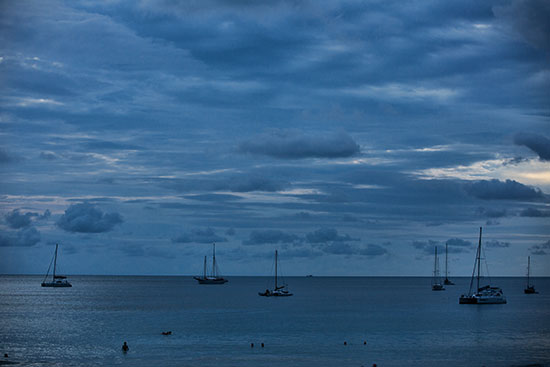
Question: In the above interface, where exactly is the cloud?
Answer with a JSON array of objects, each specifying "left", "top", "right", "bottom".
[
  {"left": 242, "top": 230, "right": 300, "bottom": 246},
  {"left": 413, "top": 240, "right": 440, "bottom": 255},
  {"left": 57, "top": 203, "right": 123, "bottom": 233},
  {"left": 0, "top": 148, "right": 17, "bottom": 164},
  {"left": 520, "top": 207, "right": 550, "bottom": 217},
  {"left": 238, "top": 130, "right": 360, "bottom": 159},
  {"left": 39, "top": 151, "right": 58, "bottom": 160},
  {"left": 0, "top": 227, "right": 41, "bottom": 247},
  {"left": 514, "top": 133, "right": 550, "bottom": 161},
  {"left": 476, "top": 207, "right": 508, "bottom": 218},
  {"left": 4, "top": 209, "right": 51, "bottom": 229},
  {"left": 485, "top": 239, "right": 511, "bottom": 248},
  {"left": 529, "top": 240, "right": 550, "bottom": 255},
  {"left": 464, "top": 179, "right": 543, "bottom": 200},
  {"left": 446, "top": 238, "right": 474, "bottom": 250},
  {"left": 225, "top": 228, "right": 236, "bottom": 236},
  {"left": 305, "top": 228, "right": 358, "bottom": 244},
  {"left": 494, "top": 0, "right": 550, "bottom": 51},
  {"left": 227, "top": 176, "right": 286, "bottom": 192},
  {"left": 358, "top": 244, "right": 389, "bottom": 257},
  {"left": 4, "top": 209, "right": 37, "bottom": 229},
  {"left": 171, "top": 227, "right": 227, "bottom": 244}
]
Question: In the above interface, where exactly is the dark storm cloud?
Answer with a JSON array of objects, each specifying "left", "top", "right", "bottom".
[
  {"left": 464, "top": 179, "right": 543, "bottom": 200},
  {"left": 242, "top": 230, "right": 300, "bottom": 246},
  {"left": 529, "top": 240, "right": 550, "bottom": 255},
  {"left": 171, "top": 228, "right": 227, "bottom": 244},
  {"left": 305, "top": 228, "right": 358, "bottom": 244},
  {"left": 57, "top": 203, "right": 123, "bottom": 233},
  {"left": 0, "top": 227, "right": 41, "bottom": 247},
  {"left": 238, "top": 131, "right": 360, "bottom": 159},
  {"left": 493, "top": 0, "right": 550, "bottom": 51},
  {"left": 520, "top": 207, "right": 550, "bottom": 217},
  {"left": 514, "top": 133, "right": 550, "bottom": 161},
  {"left": 159, "top": 174, "right": 287, "bottom": 193}
]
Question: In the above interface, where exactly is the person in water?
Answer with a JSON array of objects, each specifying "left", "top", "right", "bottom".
[{"left": 122, "top": 342, "right": 129, "bottom": 352}]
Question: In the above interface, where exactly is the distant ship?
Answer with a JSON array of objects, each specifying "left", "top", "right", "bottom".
[
  {"left": 432, "top": 246, "right": 445, "bottom": 291},
  {"left": 443, "top": 243, "right": 454, "bottom": 285},
  {"left": 459, "top": 227, "right": 506, "bottom": 304},
  {"left": 259, "top": 250, "right": 293, "bottom": 297},
  {"left": 194, "top": 244, "right": 228, "bottom": 284},
  {"left": 524, "top": 256, "right": 538, "bottom": 294},
  {"left": 41, "top": 243, "right": 72, "bottom": 287}
]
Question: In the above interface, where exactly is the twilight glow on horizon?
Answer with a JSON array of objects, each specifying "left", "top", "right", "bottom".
[{"left": 0, "top": 0, "right": 549, "bottom": 276}]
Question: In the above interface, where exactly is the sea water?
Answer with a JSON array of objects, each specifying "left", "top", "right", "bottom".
[{"left": 1, "top": 275, "right": 549, "bottom": 367}]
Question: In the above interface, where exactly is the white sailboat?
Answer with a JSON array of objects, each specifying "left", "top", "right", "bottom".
[
  {"left": 194, "top": 243, "right": 228, "bottom": 284},
  {"left": 432, "top": 246, "right": 445, "bottom": 291},
  {"left": 41, "top": 243, "right": 72, "bottom": 287},
  {"left": 443, "top": 243, "right": 454, "bottom": 285},
  {"left": 259, "top": 250, "right": 293, "bottom": 297},
  {"left": 459, "top": 227, "right": 506, "bottom": 304}
]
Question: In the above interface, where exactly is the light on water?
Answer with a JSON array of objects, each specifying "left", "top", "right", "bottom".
[{"left": 1, "top": 275, "right": 550, "bottom": 366}]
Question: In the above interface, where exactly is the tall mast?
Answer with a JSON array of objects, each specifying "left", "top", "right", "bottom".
[
  {"left": 445, "top": 243, "right": 449, "bottom": 279},
  {"left": 477, "top": 227, "right": 482, "bottom": 292},
  {"left": 275, "top": 250, "right": 278, "bottom": 289},
  {"left": 434, "top": 246, "right": 437, "bottom": 282},
  {"left": 527, "top": 256, "right": 531, "bottom": 287},
  {"left": 212, "top": 243, "right": 216, "bottom": 277},
  {"left": 53, "top": 243, "right": 58, "bottom": 280},
  {"left": 203, "top": 256, "right": 207, "bottom": 278}
]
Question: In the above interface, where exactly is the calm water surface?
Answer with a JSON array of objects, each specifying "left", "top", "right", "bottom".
[{"left": 1, "top": 276, "right": 549, "bottom": 366}]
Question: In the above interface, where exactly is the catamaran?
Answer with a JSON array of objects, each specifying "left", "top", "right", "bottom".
[
  {"left": 41, "top": 243, "right": 72, "bottom": 287},
  {"left": 524, "top": 256, "right": 537, "bottom": 294},
  {"left": 432, "top": 246, "right": 445, "bottom": 291},
  {"left": 194, "top": 243, "right": 228, "bottom": 284},
  {"left": 459, "top": 227, "right": 506, "bottom": 304},
  {"left": 443, "top": 243, "right": 454, "bottom": 285},
  {"left": 259, "top": 250, "right": 293, "bottom": 297}
]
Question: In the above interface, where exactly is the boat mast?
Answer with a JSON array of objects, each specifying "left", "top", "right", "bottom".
[
  {"left": 275, "top": 250, "right": 278, "bottom": 289},
  {"left": 53, "top": 243, "right": 58, "bottom": 280},
  {"left": 212, "top": 243, "right": 216, "bottom": 277},
  {"left": 434, "top": 246, "right": 437, "bottom": 282},
  {"left": 477, "top": 227, "right": 482, "bottom": 292},
  {"left": 527, "top": 256, "right": 531, "bottom": 287},
  {"left": 445, "top": 243, "right": 449, "bottom": 280},
  {"left": 203, "top": 256, "right": 207, "bottom": 278}
]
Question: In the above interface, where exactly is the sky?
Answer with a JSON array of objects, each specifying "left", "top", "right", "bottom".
[{"left": 0, "top": 0, "right": 549, "bottom": 277}]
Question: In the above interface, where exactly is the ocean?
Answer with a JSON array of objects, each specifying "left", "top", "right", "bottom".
[{"left": 1, "top": 275, "right": 549, "bottom": 366}]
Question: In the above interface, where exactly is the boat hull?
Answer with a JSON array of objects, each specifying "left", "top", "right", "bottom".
[
  {"left": 444, "top": 279, "right": 454, "bottom": 285},
  {"left": 524, "top": 287, "right": 537, "bottom": 294},
  {"left": 41, "top": 282, "right": 72, "bottom": 287},
  {"left": 258, "top": 291, "right": 293, "bottom": 297},
  {"left": 432, "top": 284, "right": 445, "bottom": 291},
  {"left": 459, "top": 295, "right": 506, "bottom": 304},
  {"left": 194, "top": 277, "right": 228, "bottom": 284}
]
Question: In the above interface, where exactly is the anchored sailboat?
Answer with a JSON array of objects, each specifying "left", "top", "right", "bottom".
[
  {"left": 432, "top": 246, "right": 445, "bottom": 291},
  {"left": 524, "top": 256, "right": 537, "bottom": 294},
  {"left": 259, "top": 250, "right": 293, "bottom": 297},
  {"left": 194, "top": 243, "right": 228, "bottom": 284},
  {"left": 459, "top": 227, "right": 506, "bottom": 304},
  {"left": 41, "top": 243, "right": 72, "bottom": 287},
  {"left": 443, "top": 243, "right": 454, "bottom": 285}
]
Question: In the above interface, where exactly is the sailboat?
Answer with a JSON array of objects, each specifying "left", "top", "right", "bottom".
[
  {"left": 459, "top": 227, "right": 506, "bottom": 304},
  {"left": 524, "top": 256, "right": 537, "bottom": 294},
  {"left": 443, "top": 243, "right": 454, "bottom": 285},
  {"left": 194, "top": 243, "right": 228, "bottom": 284},
  {"left": 258, "top": 250, "right": 293, "bottom": 297},
  {"left": 41, "top": 243, "right": 72, "bottom": 287},
  {"left": 432, "top": 246, "right": 445, "bottom": 291}
]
